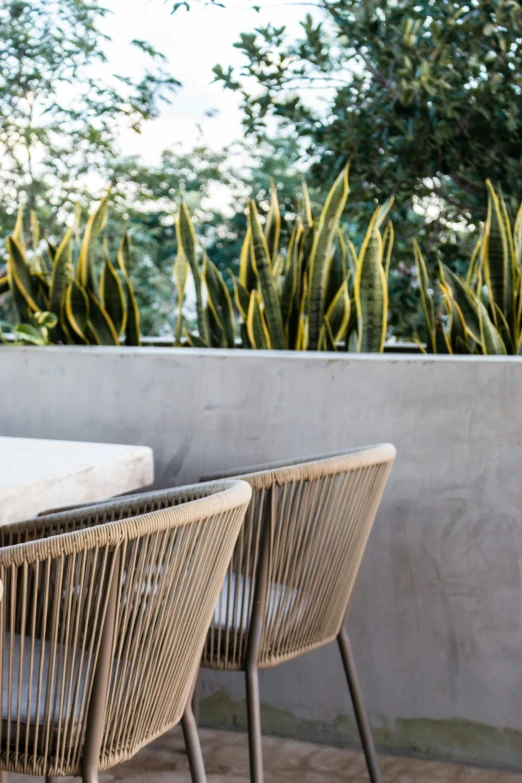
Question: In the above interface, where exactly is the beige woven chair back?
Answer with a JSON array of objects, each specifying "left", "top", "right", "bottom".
[
  {"left": 0, "top": 480, "right": 251, "bottom": 777},
  {"left": 201, "top": 444, "right": 395, "bottom": 670}
]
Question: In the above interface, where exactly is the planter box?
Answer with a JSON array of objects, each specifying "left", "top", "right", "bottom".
[{"left": 1, "top": 346, "right": 521, "bottom": 770}]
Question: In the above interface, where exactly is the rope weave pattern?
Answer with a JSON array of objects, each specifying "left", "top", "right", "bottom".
[
  {"left": 0, "top": 480, "right": 251, "bottom": 777},
  {"left": 200, "top": 444, "right": 396, "bottom": 670}
]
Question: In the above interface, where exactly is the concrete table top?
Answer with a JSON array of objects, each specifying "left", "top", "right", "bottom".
[{"left": 0, "top": 436, "right": 154, "bottom": 524}]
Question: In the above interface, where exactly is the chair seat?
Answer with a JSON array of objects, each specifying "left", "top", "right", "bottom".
[
  {"left": 213, "top": 572, "right": 298, "bottom": 631},
  {"left": 2, "top": 632, "right": 87, "bottom": 726}
]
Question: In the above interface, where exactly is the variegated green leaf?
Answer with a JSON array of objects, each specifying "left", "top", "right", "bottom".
[
  {"left": 173, "top": 247, "right": 189, "bottom": 345},
  {"left": 324, "top": 229, "right": 347, "bottom": 313},
  {"left": 514, "top": 202, "right": 522, "bottom": 268},
  {"left": 307, "top": 165, "right": 349, "bottom": 350},
  {"left": 483, "top": 180, "right": 515, "bottom": 332},
  {"left": 46, "top": 241, "right": 57, "bottom": 266},
  {"left": 30, "top": 210, "right": 40, "bottom": 252},
  {"left": 439, "top": 263, "right": 481, "bottom": 345},
  {"left": 101, "top": 241, "right": 127, "bottom": 336},
  {"left": 6, "top": 236, "right": 41, "bottom": 315},
  {"left": 492, "top": 302, "right": 513, "bottom": 353},
  {"left": 184, "top": 329, "right": 209, "bottom": 348},
  {"left": 33, "top": 310, "right": 58, "bottom": 329},
  {"left": 65, "top": 281, "right": 89, "bottom": 344},
  {"left": 13, "top": 207, "right": 25, "bottom": 248},
  {"left": 239, "top": 225, "right": 257, "bottom": 292},
  {"left": 87, "top": 292, "right": 119, "bottom": 346},
  {"left": 320, "top": 316, "right": 338, "bottom": 351},
  {"left": 280, "top": 246, "right": 298, "bottom": 334},
  {"left": 413, "top": 241, "right": 436, "bottom": 352},
  {"left": 264, "top": 179, "right": 281, "bottom": 263},
  {"left": 466, "top": 227, "right": 484, "bottom": 287},
  {"left": 271, "top": 254, "right": 284, "bottom": 279},
  {"left": 58, "top": 298, "right": 73, "bottom": 343},
  {"left": 248, "top": 200, "right": 286, "bottom": 349},
  {"left": 204, "top": 255, "right": 235, "bottom": 348},
  {"left": 323, "top": 278, "right": 350, "bottom": 346},
  {"left": 347, "top": 238, "right": 358, "bottom": 278},
  {"left": 117, "top": 232, "right": 141, "bottom": 347},
  {"left": 77, "top": 192, "right": 110, "bottom": 293},
  {"left": 247, "top": 290, "right": 271, "bottom": 349},
  {"left": 296, "top": 273, "right": 308, "bottom": 350},
  {"left": 439, "top": 280, "right": 468, "bottom": 352},
  {"left": 49, "top": 228, "right": 73, "bottom": 315},
  {"left": 434, "top": 319, "right": 452, "bottom": 354},
  {"left": 300, "top": 223, "right": 315, "bottom": 282},
  {"left": 477, "top": 297, "right": 506, "bottom": 355},
  {"left": 285, "top": 217, "right": 303, "bottom": 272},
  {"left": 383, "top": 220, "right": 394, "bottom": 280},
  {"left": 206, "top": 302, "right": 225, "bottom": 348},
  {"left": 177, "top": 201, "right": 209, "bottom": 344},
  {"left": 230, "top": 272, "right": 250, "bottom": 321},
  {"left": 13, "top": 323, "right": 48, "bottom": 346},
  {"left": 301, "top": 177, "right": 313, "bottom": 228},
  {"left": 355, "top": 200, "right": 392, "bottom": 353}
]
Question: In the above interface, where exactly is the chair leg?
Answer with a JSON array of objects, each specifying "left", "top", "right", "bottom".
[
  {"left": 81, "top": 771, "right": 98, "bottom": 783},
  {"left": 181, "top": 701, "right": 207, "bottom": 783},
  {"left": 192, "top": 668, "right": 201, "bottom": 727},
  {"left": 245, "top": 663, "right": 264, "bottom": 783},
  {"left": 0, "top": 772, "right": 7, "bottom": 783},
  {"left": 337, "top": 628, "right": 382, "bottom": 783}
]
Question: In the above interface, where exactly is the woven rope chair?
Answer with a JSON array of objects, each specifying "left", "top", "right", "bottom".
[
  {"left": 0, "top": 479, "right": 251, "bottom": 783},
  {"left": 196, "top": 444, "right": 396, "bottom": 783}
]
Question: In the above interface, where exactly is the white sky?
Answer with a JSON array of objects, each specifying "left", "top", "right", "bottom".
[{"left": 100, "top": 0, "right": 310, "bottom": 163}]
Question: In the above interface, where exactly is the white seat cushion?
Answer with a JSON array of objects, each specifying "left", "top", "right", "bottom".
[
  {"left": 2, "top": 632, "right": 87, "bottom": 725},
  {"left": 212, "top": 572, "right": 298, "bottom": 631}
]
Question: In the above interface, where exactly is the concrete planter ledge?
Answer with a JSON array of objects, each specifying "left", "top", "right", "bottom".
[{"left": 1, "top": 346, "right": 521, "bottom": 770}]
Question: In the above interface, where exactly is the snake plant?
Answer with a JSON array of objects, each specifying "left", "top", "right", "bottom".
[
  {"left": 415, "top": 180, "right": 522, "bottom": 355},
  {"left": 175, "top": 168, "right": 395, "bottom": 352},
  {"left": 4, "top": 197, "right": 141, "bottom": 346}
]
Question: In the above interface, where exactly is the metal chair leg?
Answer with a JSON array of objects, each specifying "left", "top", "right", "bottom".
[
  {"left": 81, "top": 770, "right": 98, "bottom": 783},
  {"left": 0, "top": 772, "right": 7, "bottom": 783},
  {"left": 337, "top": 628, "right": 382, "bottom": 783},
  {"left": 181, "top": 702, "right": 207, "bottom": 783},
  {"left": 245, "top": 663, "right": 264, "bottom": 783},
  {"left": 192, "top": 668, "right": 201, "bottom": 727}
]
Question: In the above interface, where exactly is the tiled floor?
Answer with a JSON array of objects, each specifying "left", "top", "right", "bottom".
[{"left": 9, "top": 728, "right": 522, "bottom": 782}]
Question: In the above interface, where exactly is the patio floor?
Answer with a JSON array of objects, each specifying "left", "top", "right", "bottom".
[{"left": 9, "top": 728, "right": 522, "bottom": 782}]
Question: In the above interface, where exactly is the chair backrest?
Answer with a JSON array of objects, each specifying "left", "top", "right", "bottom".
[
  {"left": 200, "top": 444, "right": 396, "bottom": 670},
  {"left": 0, "top": 480, "right": 251, "bottom": 777}
]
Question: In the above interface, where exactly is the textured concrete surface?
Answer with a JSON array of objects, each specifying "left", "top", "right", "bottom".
[
  {"left": 1, "top": 347, "right": 521, "bottom": 767},
  {"left": 8, "top": 729, "right": 522, "bottom": 782},
  {"left": 0, "top": 435, "right": 153, "bottom": 523}
]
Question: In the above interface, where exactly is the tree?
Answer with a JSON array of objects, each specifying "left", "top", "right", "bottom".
[
  {"left": 214, "top": 0, "right": 522, "bottom": 336},
  {"left": 0, "top": 0, "right": 181, "bottom": 331},
  {"left": 0, "top": 0, "right": 178, "bottom": 224}
]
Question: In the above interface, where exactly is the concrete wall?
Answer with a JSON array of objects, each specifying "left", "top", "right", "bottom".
[{"left": 1, "top": 346, "right": 521, "bottom": 769}]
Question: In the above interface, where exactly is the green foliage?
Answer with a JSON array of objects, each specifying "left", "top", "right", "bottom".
[
  {"left": 415, "top": 182, "right": 522, "bottom": 355},
  {"left": 0, "top": 136, "right": 309, "bottom": 338},
  {"left": 176, "top": 168, "right": 395, "bottom": 352},
  {"left": 0, "top": 0, "right": 177, "bottom": 213},
  {"left": 4, "top": 198, "right": 141, "bottom": 346},
  {"left": 0, "top": 0, "right": 179, "bottom": 335},
  {"left": 12, "top": 312, "right": 58, "bottom": 346},
  {"left": 214, "top": 0, "right": 522, "bottom": 332}
]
